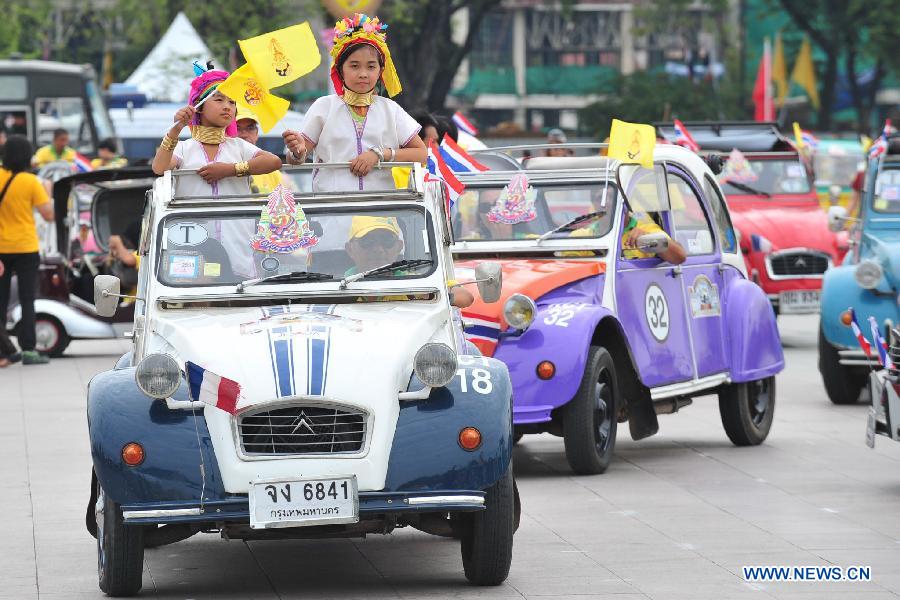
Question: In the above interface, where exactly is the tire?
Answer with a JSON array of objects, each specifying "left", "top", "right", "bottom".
[
  {"left": 512, "top": 431, "right": 524, "bottom": 445},
  {"left": 718, "top": 376, "right": 776, "bottom": 446},
  {"left": 34, "top": 314, "right": 70, "bottom": 357},
  {"left": 96, "top": 481, "right": 144, "bottom": 596},
  {"left": 561, "top": 346, "right": 619, "bottom": 475},
  {"left": 460, "top": 468, "right": 514, "bottom": 586},
  {"left": 818, "top": 325, "right": 866, "bottom": 405}
]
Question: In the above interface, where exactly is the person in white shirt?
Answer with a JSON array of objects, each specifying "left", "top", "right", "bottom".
[
  {"left": 282, "top": 13, "right": 426, "bottom": 193},
  {"left": 151, "top": 62, "right": 281, "bottom": 199}
]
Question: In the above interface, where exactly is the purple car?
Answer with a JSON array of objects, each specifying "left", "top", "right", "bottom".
[{"left": 452, "top": 145, "right": 784, "bottom": 474}]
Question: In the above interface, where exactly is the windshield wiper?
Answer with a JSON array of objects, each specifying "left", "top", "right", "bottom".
[
  {"left": 338, "top": 259, "right": 433, "bottom": 290},
  {"left": 536, "top": 210, "right": 607, "bottom": 244},
  {"left": 237, "top": 271, "right": 334, "bottom": 293},
  {"left": 726, "top": 180, "right": 771, "bottom": 198}
]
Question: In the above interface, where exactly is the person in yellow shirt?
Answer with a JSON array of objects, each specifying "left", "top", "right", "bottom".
[
  {"left": 32, "top": 128, "right": 76, "bottom": 168},
  {"left": 234, "top": 107, "right": 285, "bottom": 194},
  {"left": 0, "top": 136, "right": 55, "bottom": 364},
  {"left": 90, "top": 138, "right": 128, "bottom": 170}
]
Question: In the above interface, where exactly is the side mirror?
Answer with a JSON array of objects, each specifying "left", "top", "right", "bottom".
[
  {"left": 474, "top": 262, "right": 502, "bottom": 303},
  {"left": 636, "top": 232, "right": 669, "bottom": 255},
  {"left": 828, "top": 205, "right": 848, "bottom": 232},
  {"left": 94, "top": 274, "right": 122, "bottom": 317}
]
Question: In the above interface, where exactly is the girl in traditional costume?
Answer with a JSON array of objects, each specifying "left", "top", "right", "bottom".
[
  {"left": 152, "top": 62, "right": 281, "bottom": 198},
  {"left": 283, "top": 13, "right": 427, "bottom": 192}
]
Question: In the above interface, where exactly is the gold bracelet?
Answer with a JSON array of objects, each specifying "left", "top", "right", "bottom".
[
  {"left": 160, "top": 135, "right": 178, "bottom": 152},
  {"left": 234, "top": 161, "right": 250, "bottom": 177}
]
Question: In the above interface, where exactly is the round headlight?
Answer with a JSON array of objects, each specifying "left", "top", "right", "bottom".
[
  {"left": 503, "top": 293, "right": 536, "bottom": 331},
  {"left": 135, "top": 353, "right": 181, "bottom": 399},
  {"left": 855, "top": 260, "right": 883, "bottom": 290},
  {"left": 414, "top": 343, "right": 458, "bottom": 388}
]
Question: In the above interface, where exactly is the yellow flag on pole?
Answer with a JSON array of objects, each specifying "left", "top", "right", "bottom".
[
  {"left": 792, "top": 121, "right": 805, "bottom": 149},
  {"left": 238, "top": 22, "right": 322, "bottom": 91},
  {"left": 218, "top": 63, "right": 290, "bottom": 133},
  {"left": 772, "top": 32, "right": 788, "bottom": 106},
  {"left": 608, "top": 119, "right": 656, "bottom": 169},
  {"left": 791, "top": 36, "right": 820, "bottom": 109}
]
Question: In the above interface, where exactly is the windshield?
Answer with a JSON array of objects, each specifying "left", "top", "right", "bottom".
[
  {"left": 719, "top": 158, "right": 811, "bottom": 196},
  {"left": 872, "top": 167, "right": 900, "bottom": 214},
  {"left": 814, "top": 152, "right": 864, "bottom": 188},
  {"left": 156, "top": 205, "right": 435, "bottom": 287},
  {"left": 452, "top": 180, "right": 618, "bottom": 241}
]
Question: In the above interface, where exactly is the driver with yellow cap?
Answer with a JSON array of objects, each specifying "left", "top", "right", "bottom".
[
  {"left": 235, "top": 107, "right": 287, "bottom": 194},
  {"left": 345, "top": 216, "right": 474, "bottom": 308}
]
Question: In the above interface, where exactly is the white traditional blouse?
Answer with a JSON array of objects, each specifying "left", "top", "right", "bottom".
[
  {"left": 300, "top": 95, "right": 420, "bottom": 193},
  {"left": 172, "top": 137, "right": 261, "bottom": 198}
]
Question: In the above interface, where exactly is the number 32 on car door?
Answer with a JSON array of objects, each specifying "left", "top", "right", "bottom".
[{"left": 644, "top": 284, "right": 669, "bottom": 342}]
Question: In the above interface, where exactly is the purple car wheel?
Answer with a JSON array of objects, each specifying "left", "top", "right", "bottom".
[
  {"left": 562, "top": 346, "right": 619, "bottom": 475},
  {"left": 718, "top": 376, "right": 776, "bottom": 446}
]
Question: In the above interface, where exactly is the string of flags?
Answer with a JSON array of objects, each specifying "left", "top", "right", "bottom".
[
  {"left": 848, "top": 307, "right": 895, "bottom": 370},
  {"left": 452, "top": 112, "right": 478, "bottom": 136},
  {"left": 869, "top": 119, "right": 892, "bottom": 159},
  {"left": 672, "top": 119, "right": 700, "bottom": 153}
]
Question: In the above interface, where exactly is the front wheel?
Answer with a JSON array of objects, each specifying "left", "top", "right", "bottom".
[
  {"left": 562, "top": 346, "right": 619, "bottom": 475},
  {"left": 460, "top": 468, "right": 514, "bottom": 586},
  {"left": 96, "top": 481, "right": 144, "bottom": 596},
  {"left": 818, "top": 325, "right": 866, "bottom": 404},
  {"left": 719, "top": 376, "right": 776, "bottom": 446},
  {"left": 34, "top": 314, "right": 70, "bottom": 357}
]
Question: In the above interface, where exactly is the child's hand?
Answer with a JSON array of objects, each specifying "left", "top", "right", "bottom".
[
  {"left": 282, "top": 130, "right": 307, "bottom": 161},
  {"left": 350, "top": 150, "right": 379, "bottom": 177},
  {"left": 198, "top": 162, "right": 237, "bottom": 183},
  {"left": 170, "top": 105, "right": 195, "bottom": 136}
]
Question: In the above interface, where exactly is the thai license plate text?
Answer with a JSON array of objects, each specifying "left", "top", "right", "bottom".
[
  {"left": 779, "top": 290, "right": 820, "bottom": 313},
  {"left": 249, "top": 475, "right": 358, "bottom": 529}
]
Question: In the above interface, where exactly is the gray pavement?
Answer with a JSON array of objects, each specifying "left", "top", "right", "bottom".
[{"left": 2, "top": 314, "right": 900, "bottom": 599}]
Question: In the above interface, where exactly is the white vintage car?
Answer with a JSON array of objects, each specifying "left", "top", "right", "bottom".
[{"left": 85, "top": 164, "right": 515, "bottom": 596}]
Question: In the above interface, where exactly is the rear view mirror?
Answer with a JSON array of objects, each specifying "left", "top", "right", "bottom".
[
  {"left": 828, "top": 205, "right": 848, "bottom": 232},
  {"left": 637, "top": 232, "right": 670, "bottom": 255},
  {"left": 94, "top": 275, "right": 121, "bottom": 317},
  {"left": 474, "top": 262, "right": 502, "bottom": 303}
]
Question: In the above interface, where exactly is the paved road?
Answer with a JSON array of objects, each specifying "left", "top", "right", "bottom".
[{"left": 2, "top": 314, "right": 900, "bottom": 599}]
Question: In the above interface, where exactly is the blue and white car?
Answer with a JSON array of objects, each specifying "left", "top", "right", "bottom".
[{"left": 85, "top": 164, "right": 515, "bottom": 595}]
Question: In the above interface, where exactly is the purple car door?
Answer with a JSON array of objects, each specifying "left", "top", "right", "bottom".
[{"left": 667, "top": 168, "right": 729, "bottom": 378}]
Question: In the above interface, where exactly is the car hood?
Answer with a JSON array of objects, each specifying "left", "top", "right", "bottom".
[
  {"left": 729, "top": 204, "right": 838, "bottom": 255},
  {"left": 149, "top": 302, "right": 449, "bottom": 409},
  {"left": 862, "top": 230, "right": 900, "bottom": 286}
]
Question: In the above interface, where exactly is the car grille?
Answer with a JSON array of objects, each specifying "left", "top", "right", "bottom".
[
  {"left": 238, "top": 404, "right": 367, "bottom": 455},
  {"left": 767, "top": 251, "right": 830, "bottom": 278}
]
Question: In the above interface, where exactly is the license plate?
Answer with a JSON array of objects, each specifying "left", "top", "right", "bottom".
[
  {"left": 779, "top": 290, "right": 821, "bottom": 313},
  {"left": 249, "top": 475, "right": 359, "bottom": 529}
]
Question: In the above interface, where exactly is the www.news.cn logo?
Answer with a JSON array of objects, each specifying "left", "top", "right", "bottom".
[{"left": 743, "top": 565, "right": 872, "bottom": 582}]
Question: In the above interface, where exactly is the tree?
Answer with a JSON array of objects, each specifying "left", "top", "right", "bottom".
[{"left": 380, "top": 0, "right": 503, "bottom": 112}]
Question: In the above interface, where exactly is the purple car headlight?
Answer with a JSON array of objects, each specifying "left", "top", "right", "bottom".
[{"left": 503, "top": 294, "right": 536, "bottom": 331}]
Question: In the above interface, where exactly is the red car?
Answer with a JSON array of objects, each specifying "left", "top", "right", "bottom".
[{"left": 657, "top": 122, "right": 847, "bottom": 314}]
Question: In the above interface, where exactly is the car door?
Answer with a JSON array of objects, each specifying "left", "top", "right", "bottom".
[{"left": 668, "top": 167, "right": 729, "bottom": 378}]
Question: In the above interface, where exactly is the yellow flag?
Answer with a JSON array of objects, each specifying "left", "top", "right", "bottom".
[
  {"left": 791, "top": 36, "right": 820, "bottom": 109},
  {"left": 239, "top": 22, "right": 322, "bottom": 91},
  {"left": 218, "top": 64, "right": 290, "bottom": 133},
  {"left": 608, "top": 119, "right": 656, "bottom": 169},
  {"left": 772, "top": 32, "right": 788, "bottom": 106},
  {"left": 792, "top": 121, "right": 805, "bottom": 149}
]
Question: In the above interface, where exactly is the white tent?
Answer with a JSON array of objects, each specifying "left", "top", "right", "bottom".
[{"left": 125, "top": 12, "right": 216, "bottom": 102}]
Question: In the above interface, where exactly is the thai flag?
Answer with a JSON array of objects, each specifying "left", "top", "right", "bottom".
[
  {"left": 452, "top": 111, "right": 478, "bottom": 136},
  {"left": 869, "top": 119, "right": 892, "bottom": 159},
  {"left": 439, "top": 134, "right": 488, "bottom": 174},
  {"left": 186, "top": 361, "right": 242, "bottom": 414},
  {"left": 426, "top": 140, "right": 465, "bottom": 208},
  {"left": 73, "top": 153, "right": 93, "bottom": 173},
  {"left": 849, "top": 308, "right": 872, "bottom": 359},
  {"left": 672, "top": 119, "right": 700, "bottom": 153},
  {"left": 869, "top": 316, "right": 894, "bottom": 369},
  {"left": 800, "top": 130, "right": 819, "bottom": 150},
  {"left": 462, "top": 312, "right": 501, "bottom": 357},
  {"left": 750, "top": 234, "right": 773, "bottom": 253}
]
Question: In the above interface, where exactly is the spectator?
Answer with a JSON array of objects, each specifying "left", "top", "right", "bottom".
[
  {"left": 91, "top": 138, "right": 127, "bottom": 169},
  {"left": 32, "top": 128, "right": 76, "bottom": 168},
  {"left": 0, "top": 136, "right": 54, "bottom": 364},
  {"left": 545, "top": 128, "right": 572, "bottom": 157}
]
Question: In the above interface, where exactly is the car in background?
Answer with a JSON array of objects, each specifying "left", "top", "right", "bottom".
[
  {"left": 658, "top": 121, "right": 847, "bottom": 315},
  {"left": 813, "top": 138, "right": 865, "bottom": 209},
  {"left": 819, "top": 137, "right": 900, "bottom": 404}
]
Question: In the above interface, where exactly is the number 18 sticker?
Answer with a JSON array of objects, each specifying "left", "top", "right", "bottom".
[{"left": 644, "top": 284, "right": 669, "bottom": 342}]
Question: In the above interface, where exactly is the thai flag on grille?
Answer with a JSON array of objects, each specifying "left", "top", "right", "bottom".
[
  {"left": 462, "top": 312, "right": 501, "bottom": 356},
  {"left": 868, "top": 316, "right": 894, "bottom": 369},
  {"left": 869, "top": 119, "right": 892, "bottom": 159},
  {"left": 848, "top": 308, "right": 872, "bottom": 359},
  {"left": 426, "top": 140, "right": 465, "bottom": 208},
  {"left": 73, "top": 153, "right": 93, "bottom": 173},
  {"left": 750, "top": 234, "right": 773, "bottom": 253},
  {"left": 186, "top": 361, "right": 242, "bottom": 414},
  {"left": 672, "top": 119, "right": 700, "bottom": 153},
  {"left": 439, "top": 134, "right": 489, "bottom": 173},
  {"left": 452, "top": 111, "right": 478, "bottom": 136}
]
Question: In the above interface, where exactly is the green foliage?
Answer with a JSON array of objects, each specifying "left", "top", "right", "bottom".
[{"left": 0, "top": 1, "right": 53, "bottom": 58}]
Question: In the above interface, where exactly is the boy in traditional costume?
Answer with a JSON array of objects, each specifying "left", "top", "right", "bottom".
[
  {"left": 282, "top": 13, "right": 426, "bottom": 192},
  {"left": 152, "top": 62, "right": 281, "bottom": 198}
]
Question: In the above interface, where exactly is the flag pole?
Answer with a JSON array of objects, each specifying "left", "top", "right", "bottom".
[{"left": 763, "top": 37, "right": 773, "bottom": 122}]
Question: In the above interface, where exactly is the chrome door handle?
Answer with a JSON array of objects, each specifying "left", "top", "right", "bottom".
[{"left": 671, "top": 266, "right": 683, "bottom": 277}]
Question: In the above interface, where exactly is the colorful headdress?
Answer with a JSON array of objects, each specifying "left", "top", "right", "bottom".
[
  {"left": 189, "top": 61, "right": 237, "bottom": 137},
  {"left": 330, "top": 13, "right": 401, "bottom": 98}
]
